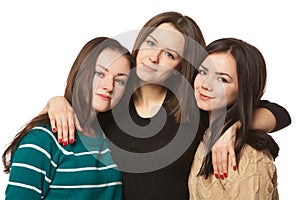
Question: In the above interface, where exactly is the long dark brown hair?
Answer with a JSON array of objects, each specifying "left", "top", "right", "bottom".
[
  {"left": 2, "top": 37, "right": 135, "bottom": 173},
  {"left": 130, "top": 11, "right": 207, "bottom": 123},
  {"left": 199, "top": 38, "right": 279, "bottom": 178}
]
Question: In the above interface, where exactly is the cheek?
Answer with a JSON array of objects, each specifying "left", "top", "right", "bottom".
[
  {"left": 224, "top": 87, "right": 238, "bottom": 106},
  {"left": 136, "top": 49, "right": 146, "bottom": 64},
  {"left": 111, "top": 86, "right": 126, "bottom": 106},
  {"left": 93, "top": 76, "right": 100, "bottom": 90},
  {"left": 194, "top": 75, "right": 202, "bottom": 88},
  {"left": 160, "top": 66, "right": 174, "bottom": 78}
]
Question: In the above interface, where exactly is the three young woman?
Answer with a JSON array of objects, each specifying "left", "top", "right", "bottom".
[{"left": 5, "top": 11, "right": 291, "bottom": 200}]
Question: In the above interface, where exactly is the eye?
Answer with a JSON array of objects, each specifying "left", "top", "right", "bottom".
[
  {"left": 217, "top": 76, "right": 229, "bottom": 83},
  {"left": 164, "top": 51, "right": 175, "bottom": 59},
  {"left": 146, "top": 40, "right": 156, "bottom": 47},
  {"left": 114, "top": 78, "right": 126, "bottom": 86},
  {"left": 95, "top": 71, "right": 105, "bottom": 78},
  {"left": 198, "top": 69, "right": 207, "bottom": 76}
]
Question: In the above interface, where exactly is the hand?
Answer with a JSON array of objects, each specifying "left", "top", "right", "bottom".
[
  {"left": 211, "top": 121, "right": 241, "bottom": 179},
  {"left": 47, "top": 96, "right": 82, "bottom": 145}
]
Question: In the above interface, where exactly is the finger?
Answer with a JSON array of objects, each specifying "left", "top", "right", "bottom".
[
  {"left": 236, "top": 120, "right": 242, "bottom": 129},
  {"left": 229, "top": 147, "right": 237, "bottom": 171},
  {"left": 211, "top": 150, "right": 219, "bottom": 179},
  {"left": 55, "top": 118, "right": 63, "bottom": 144},
  {"left": 61, "top": 115, "right": 69, "bottom": 146},
  {"left": 49, "top": 116, "right": 57, "bottom": 133},
  {"left": 67, "top": 112, "right": 75, "bottom": 144},
  {"left": 221, "top": 151, "right": 228, "bottom": 178},
  {"left": 216, "top": 151, "right": 224, "bottom": 180}
]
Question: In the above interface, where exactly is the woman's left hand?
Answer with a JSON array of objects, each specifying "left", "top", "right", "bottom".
[{"left": 211, "top": 121, "right": 241, "bottom": 179}]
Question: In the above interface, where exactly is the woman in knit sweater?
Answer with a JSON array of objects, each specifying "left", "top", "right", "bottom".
[{"left": 189, "top": 38, "right": 282, "bottom": 199}]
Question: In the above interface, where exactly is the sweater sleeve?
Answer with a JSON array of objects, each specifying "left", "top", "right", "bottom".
[
  {"left": 258, "top": 100, "right": 291, "bottom": 132},
  {"left": 5, "top": 126, "right": 59, "bottom": 200}
]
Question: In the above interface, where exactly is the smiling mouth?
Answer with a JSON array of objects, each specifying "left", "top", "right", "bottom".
[
  {"left": 97, "top": 94, "right": 111, "bottom": 101},
  {"left": 143, "top": 64, "right": 157, "bottom": 72},
  {"left": 199, "top": 93, "right": 214, "bottom": 100}
]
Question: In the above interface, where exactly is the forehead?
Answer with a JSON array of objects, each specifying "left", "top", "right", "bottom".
[
  {"left": 96, "top": 48, "right": 130, "bottom": 73},
  {"left": 150, "top": 23, "right": 185, "bottom": 56},
  {"left": 203, "top": 53, "right": 236, "bottom": 74}
]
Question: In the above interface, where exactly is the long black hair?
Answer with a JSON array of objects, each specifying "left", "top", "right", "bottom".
[{"left": 199, "top": 38, "right": 279, "bottom": 178}]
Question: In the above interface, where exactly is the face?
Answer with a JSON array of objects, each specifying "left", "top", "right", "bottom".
[
  {"left": 135, "top": 23, "right": 185, "bottom": 84},
  {"left": 194, "top": 52, "right": 238, "bottom": 112},
  {"left": 92, "top": 48, "right": 130, "bottom": 112}
]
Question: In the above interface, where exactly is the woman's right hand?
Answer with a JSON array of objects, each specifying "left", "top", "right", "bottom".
[{"left": 46, "top": 96, "right": 81, "bottom": 145}]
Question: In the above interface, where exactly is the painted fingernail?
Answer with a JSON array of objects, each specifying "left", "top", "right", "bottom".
[
  {"left": 220, "top": 175, "right": 224, "bottom": 180},
  {"left": 233, "top": 166, "right": 237, "bottom": 171},
  {"left": 58, "top": 138, "right": 62, "bottom": 143},
  {"left": 52, "top": 127, "right": 57, "bottom": 132},
  {"left": 70, "top": 139, "right": 74, "bottom": 144},
  {"left": 215, "top": 174, "right": 219, "bottom": 179},
  {"left": 63, "top": 141, "right": 68, "bottom": 146},
  {"left": 224, "top": 173, "right": 228, "bottom": 178}
]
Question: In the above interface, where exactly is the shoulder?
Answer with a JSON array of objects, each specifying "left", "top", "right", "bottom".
[
  {"left": 11, "top": 124, "right": 63, "bottom": 165},
  {"left": 240, "top": 144, "right": 273, "bottom": 161},
  {"left": 19, "top": 124, "right": 58, "bottom": 147},
  {"left": 238, "top": 144, "right": 276, "bottom": 174}
]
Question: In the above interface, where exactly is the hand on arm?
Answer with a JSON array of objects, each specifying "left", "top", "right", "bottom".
[
  {"left": 211, "top": 121, "right": 241, "bottom": 179},
  {"left": 211, "top": 100, "right": 291, "bottom": 179},
  {"left": 44, "top": 96, "right": 81, "bottom": 144}
]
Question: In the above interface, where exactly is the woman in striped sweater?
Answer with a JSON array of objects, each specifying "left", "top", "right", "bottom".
[{"left": 2, "top": 37, "right": 135, "bottom": 199}]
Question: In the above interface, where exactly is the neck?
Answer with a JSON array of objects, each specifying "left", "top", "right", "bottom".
[
  {"left": 208, "top": 107, "right": 226, "bottom": 126},
  {"left": 134, "top": 83, "right": 167, "bottom": 118}
]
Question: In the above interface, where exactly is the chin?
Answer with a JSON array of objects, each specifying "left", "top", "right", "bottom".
[
  {"left": 95, "top": 106, "right": 110, "bottom": 113},
  {"left": 196, "top": 102, "right": 210, "bottom": 111}
]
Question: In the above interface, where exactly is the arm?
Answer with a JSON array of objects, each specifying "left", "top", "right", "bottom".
[
  {"left": 41, "top": 96, "right": 79, "bottom": 144},
  {"left": 6, "top": 128, "right": 57, "bottom": 199},
  {"left": 211, "top": 100, "right": 291, "bottom": 179},
  {"left": 252, "top": 100, "right": 291, "bottom": 132}
]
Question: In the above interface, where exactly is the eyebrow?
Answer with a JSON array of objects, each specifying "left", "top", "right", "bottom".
[
  {"left": 148, "top": 35, "right": 181, "bottom": 56},
  {"left": 200, "top": 64, "right": 208, "bottom": 71},
  {"left": 200, "top": 65, "right": 233, "bottom": 80},
  {"left": 96, "top": 65, "right": 129, "bottom": 77}
]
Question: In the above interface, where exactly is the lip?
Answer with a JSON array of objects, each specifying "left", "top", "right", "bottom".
[
  {"left": 199, "top": 92, "right": 214, "bottom": 101},
  {"left": 142, "top": 63, "right": 157, "bottom": 72},
  {"left": 97, "top": 94, "right": 111, "bottom": 101}
]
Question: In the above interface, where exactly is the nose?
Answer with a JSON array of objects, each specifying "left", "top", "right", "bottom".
[
  {"left": 148, "top": 48, "right": 162, "bottom": 63},
  {"left": 101, "top": 75, "right": 114, "bottom": 93},
  {"left": 201, "top": 77, "right": 213, "bottom": 92}
]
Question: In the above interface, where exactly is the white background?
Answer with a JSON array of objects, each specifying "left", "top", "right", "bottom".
[{"left": 0, "top": 0, "right": 298, "bottom": 199}]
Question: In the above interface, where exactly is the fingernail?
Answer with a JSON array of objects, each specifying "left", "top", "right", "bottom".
[
  {"left": 70, "top": 139, "right": 74, "bottom": 144},
  {"left": 58, "top": 138, "right": 62, "bottom": 144},
  {"left": 214, "top": 174, "right": 219, "bottom": 179},
  {"left": 233, "top": 166, "right": 237, "bottom": 171},
  {"left": 52, "top": 127, "right": 57, "bottom": 132},
  {"left": 224, "top": 173, "right": 227, "bottom": 178},
  {"left": 220, "top": 175, "right": 224, "bottom": 180},
  {"left": 63, "top": 141, "right": 68, "bottom": 146}
]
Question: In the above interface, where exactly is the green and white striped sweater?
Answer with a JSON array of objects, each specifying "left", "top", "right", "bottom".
[{"left": 5, "top": 124, "right": 122, "bottom": 200}]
